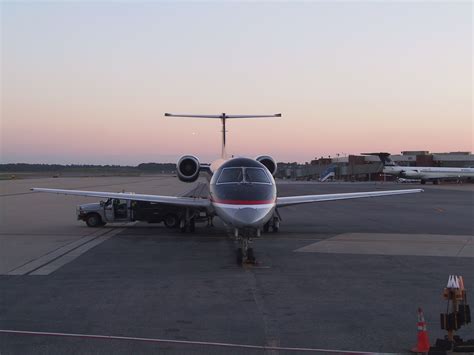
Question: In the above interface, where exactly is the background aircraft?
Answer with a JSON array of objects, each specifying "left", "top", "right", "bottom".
[
  {"left": 33, "top": 114, "right": 423, "bottom": 264},
  {"left": 365, "top": 152, "right": 474, "bottom": 185}
]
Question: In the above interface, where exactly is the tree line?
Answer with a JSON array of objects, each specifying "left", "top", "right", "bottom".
[{"left": 0, "top": 163, "right": 176, "bottom": 173}]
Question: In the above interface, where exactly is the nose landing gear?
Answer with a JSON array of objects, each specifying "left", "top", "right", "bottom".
[{"left": 235, "top": 229, "right": 257, "bottom": 265}]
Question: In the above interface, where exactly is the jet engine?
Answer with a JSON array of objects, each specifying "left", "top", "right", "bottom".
[
  {"left": 255, "top": 155, "right": 277, "bottom": 176},
  {"left": 177, "top": 155, "right": 200, "bottom": 182}
]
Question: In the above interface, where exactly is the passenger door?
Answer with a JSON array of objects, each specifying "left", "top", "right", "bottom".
[
  {"left": 113, "top": 199, "right": 129, "bottom": 220},
  {"left": 104, "top": 199, "right": 115, "bottom": 221}
]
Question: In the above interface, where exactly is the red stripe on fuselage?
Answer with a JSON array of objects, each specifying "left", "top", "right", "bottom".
[{"left": 211, "top": 198, "right": 275, "bottom": 205}]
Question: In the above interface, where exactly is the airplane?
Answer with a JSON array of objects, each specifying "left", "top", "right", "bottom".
[
  {"left": 364, "top": 152, "right": 474, "bottom": 185},
  {"left": 32, "top": 114, "right": 423, "bottom": 265}
]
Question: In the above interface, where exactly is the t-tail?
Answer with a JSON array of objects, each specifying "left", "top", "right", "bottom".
[
  {"left": 362, "top": 152, "right": 397, "bottom": 166},
  {"left": 164, "top": 113, "right": 281, "bottom": 160}
]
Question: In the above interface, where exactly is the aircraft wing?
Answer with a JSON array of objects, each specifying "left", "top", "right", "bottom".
[
  {"left": 31, "top": 188, "right": 211, "bottom": 208},
  {"left": 276, "top": 189, "right": 423, "bottom": 207}
]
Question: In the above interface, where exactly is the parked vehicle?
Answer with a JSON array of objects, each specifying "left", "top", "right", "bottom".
[{"left": 76, "top": 198, "right": 208, "bottom": 230}]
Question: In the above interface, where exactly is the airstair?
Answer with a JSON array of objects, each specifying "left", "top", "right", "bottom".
[{"left": 319, "top": 166, "right": 336, "bottom": 182}]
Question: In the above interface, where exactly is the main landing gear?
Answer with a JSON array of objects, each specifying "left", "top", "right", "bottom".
[
  {"left": 179, "top": 217, "right": 196, "bottom": 233},
  {"left": 263, "top": 216, "right": 280, "bottom": 233},
  {"left": 178, "top": 208, "right": 214, "bottom": 233}
]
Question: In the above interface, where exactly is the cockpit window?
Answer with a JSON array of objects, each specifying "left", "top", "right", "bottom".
[
  {"left": 245, "top": 168, "right": 270, "bottom": 184},
  {"left": 217, "top": 167, "right": 271, "bottom": 184},
  {"left": 217, "top": 168, "right": 244, "bottom": 184}
]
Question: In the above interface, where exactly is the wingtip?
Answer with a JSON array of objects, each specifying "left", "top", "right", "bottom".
[
  {"left": 275, "top": 113, "right": 282, "bottom": 117},
  {"left": 164, "top": 113, "right": 171, "bottom": 116}
]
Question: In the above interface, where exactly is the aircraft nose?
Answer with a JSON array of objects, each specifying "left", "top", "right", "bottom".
[{"left": 230, "top": 206, "right": 274, "bottom": 227}]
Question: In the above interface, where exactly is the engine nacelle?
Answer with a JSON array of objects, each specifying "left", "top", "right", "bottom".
[
  {"left": 177, "top": 155, "right": 200, "bottom": 183},
  {"left": 255, "top": 155, "right": 277, "bottom": 176}
]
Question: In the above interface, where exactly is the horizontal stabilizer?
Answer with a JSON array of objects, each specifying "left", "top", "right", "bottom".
[
  {"left": 165, "top": 113, "right": 281, "bottom": 119},
  {"left": 165, "top": 112, "right": 281, "bottom": 159}
]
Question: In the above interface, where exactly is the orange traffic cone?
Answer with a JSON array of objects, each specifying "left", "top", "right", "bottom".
[{"left": 411, "top": 307, "right": 430, "bottom": 353}]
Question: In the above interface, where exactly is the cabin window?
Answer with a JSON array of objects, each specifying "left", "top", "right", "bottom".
[
  {"left": 217, "top": 168, "right": 244, "bottom": 184},
  {"left": 245, "top": 168, "right": 271, "bottom": 184}
]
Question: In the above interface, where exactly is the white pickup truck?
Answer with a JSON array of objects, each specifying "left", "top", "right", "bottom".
[
  {"left": 76, "top": 198, "right": 187, "bottom": 229},
  {"left": 76, "top": 183, "right": 211, "bottom": 231}
]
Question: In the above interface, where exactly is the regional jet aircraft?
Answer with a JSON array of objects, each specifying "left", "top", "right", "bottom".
[
  {"left": 365, "top": 152, "right": 474, "bottom": 184},
  {"left": 33, "top": 114, "right": 423, "bottom": 264}
]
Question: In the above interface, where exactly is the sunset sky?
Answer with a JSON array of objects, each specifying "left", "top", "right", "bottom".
[{"left": 1, "top": 1, "right": 472, "bottom": 164}]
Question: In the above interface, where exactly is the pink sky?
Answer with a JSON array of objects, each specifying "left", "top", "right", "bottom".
[{"left": 1, "top": 2, "right": 472, "bottom": 164}]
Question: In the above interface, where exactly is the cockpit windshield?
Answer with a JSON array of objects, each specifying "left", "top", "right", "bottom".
[
  {"left": 217, "top": 167, "right": 270, "bottom": 184},
  {"left": 217, "top": 168, "right": 244, "bottom": 184},
  {"left": 245, "top": 168, "right": 270, "bottom": 183}
]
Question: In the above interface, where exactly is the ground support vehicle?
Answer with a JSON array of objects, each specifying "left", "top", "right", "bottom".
[{"left": 77, "top": 197, "right": 210, "bottom": 231}]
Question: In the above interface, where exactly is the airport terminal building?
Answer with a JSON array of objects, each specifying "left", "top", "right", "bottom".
[{"left": 277, "top": 151, "right": 474, "bottom": 181}]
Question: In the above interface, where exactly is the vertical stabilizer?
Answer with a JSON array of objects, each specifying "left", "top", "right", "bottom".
[{"left": 362, "top": 152, "right": 397, "bottom": 166}]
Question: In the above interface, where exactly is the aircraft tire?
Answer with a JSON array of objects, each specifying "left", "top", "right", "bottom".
[
  {"left": 247, "top": 248, "right": 255, "bottom": 263},
  {"left": 179, "top": 219, "right": 187, "bottom": 233},
  {"left": 263, "top": 222, "right": 270, "bottom": 233}
]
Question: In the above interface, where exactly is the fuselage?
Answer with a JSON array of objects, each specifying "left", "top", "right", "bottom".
[
  {"left": 209, "top": 157, "right": 276, "bottom": 228},
  {"left": 383, "top": 166, "right": 474, "bottom": 180}
]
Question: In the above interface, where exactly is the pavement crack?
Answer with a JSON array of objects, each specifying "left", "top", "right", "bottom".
[{"left": 246, "top": 269, "right": 280, "bottom": 355}]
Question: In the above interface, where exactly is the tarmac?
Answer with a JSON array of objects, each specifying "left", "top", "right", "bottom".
[{"left": 0, "top": 176, "right": 473, "bottom": 354}]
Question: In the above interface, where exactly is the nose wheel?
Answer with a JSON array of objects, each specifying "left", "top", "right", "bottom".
[{"left": 236, "top": 233, "right": 256, "bottom": 265}]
